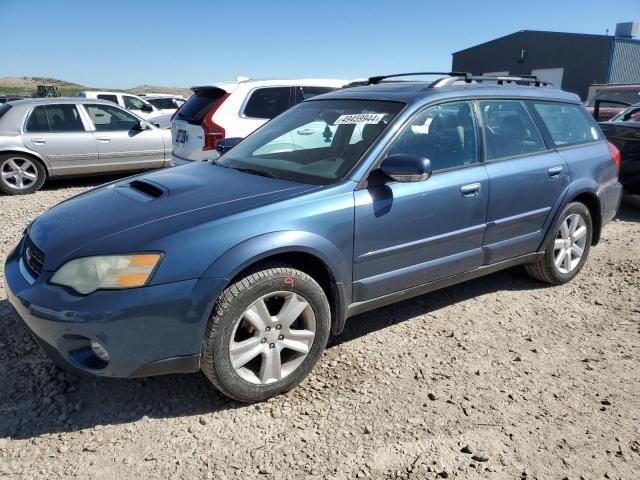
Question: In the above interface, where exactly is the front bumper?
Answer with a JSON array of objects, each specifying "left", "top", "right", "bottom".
[{"left": 4, "top": 240, "right": 227, "bottom": 378}]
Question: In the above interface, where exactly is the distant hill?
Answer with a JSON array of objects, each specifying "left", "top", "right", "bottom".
[{"left": 0, "top": 76, "right": 192, "bottom": 98}]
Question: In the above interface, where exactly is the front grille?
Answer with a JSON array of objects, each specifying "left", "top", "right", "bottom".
[{"left": 23, "top": 235, "right": 45, "bottom": 277}]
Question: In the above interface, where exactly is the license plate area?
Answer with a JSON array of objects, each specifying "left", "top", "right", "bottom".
[{"left": 175, "top": 130, "right": 187, "bottom": 143}]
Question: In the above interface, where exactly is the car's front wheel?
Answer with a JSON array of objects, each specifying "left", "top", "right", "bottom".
[
  {"left": 201, "top": 263, "right": 331, "bottom": 402},
  {"left": 0, "top": 154, "right": 46, "bottom": 195},
  {"left": 525, "top": 202, "right": 593, "bottom": 284}
]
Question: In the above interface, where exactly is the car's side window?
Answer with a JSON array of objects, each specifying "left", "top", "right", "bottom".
[
  {"left": 294, "top": 86, "right": 335, "bottom": 103},
  {"left": 532, "top": 102, "right": 601, "bottom": 147},
  {"left": 26, "top": 105, "right": 85, "bottom": 133},
  {"left": 26, "top": 106, "right": 50, "bottom": 132},
  {"left": 123, "top": 95, "right": 146, "bottom": 111},
  {"left": 84, "top": 104, "right": 140, "bottom": 131},
  {"left": 97, "top": 94, "right": 118, "bottom": 104},
  {"left": 387, "top": 101, "right": 478, "bottom": 171},
  {"left": 479, "top": 100, "right": 546, "bottom": 161},
  {"left": 243, "top": 87, "right": 292, "bottom": 120}
]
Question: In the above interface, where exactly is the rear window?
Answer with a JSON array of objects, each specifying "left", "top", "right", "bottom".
[
  {"left": 0, "top": 104, "right": 12, "bottom": 121},
  {"left": 97, "top": 94, "right": 118, "bottom": 104},
  {"left": 587, "top": 89, "right": 640, "bottom": 108},
  {"left": 176, "top": 89, "right": 226, "bottom": 124},
  {"left": 533, "top": 102, "right": 601, "bottom": 147}
]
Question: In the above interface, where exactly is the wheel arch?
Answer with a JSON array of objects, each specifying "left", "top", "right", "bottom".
[
  {"left": 0, "top": 149, "right": 52, "bottom": 176},
  {"left": 202, "top": 231, "right": 351, "bottom": 335}
]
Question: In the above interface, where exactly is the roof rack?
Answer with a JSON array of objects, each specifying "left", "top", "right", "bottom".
[
  {"left": 365, "top": 72, "right": 553, "bottom": 88},
  {"left": 368, "top": 72, "right": 472, "bottom": 85}
]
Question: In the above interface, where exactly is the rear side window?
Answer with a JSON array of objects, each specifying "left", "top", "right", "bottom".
[
  {"left": 149, "top": 98, "right": 179, "bottom": 109},
  {"left": 587, "top": 89, "right": 640, "bottom": 108},
  {"left": 294, "top": 86, "right": 335, "bottom": 103},
  {"left": 123, "top": 95, "right": 147, "bottom": 110},
  {"left": 97, "top": 94, "right": 118, "bottom": 104},
  {"left": 533, "top": 102, "right": 601, "bottom": 147},
  {"left": 176, "top": 89, "right": 226, "bottom": 124},
  {"left": 243, "top": 87, "right": 292, "bottom": 120},
  {"left": 26, "top": 105, "right": 85, "bottom": 132},
  {"left": 479, "top": 100, "right": 546, "bottom": 161}
]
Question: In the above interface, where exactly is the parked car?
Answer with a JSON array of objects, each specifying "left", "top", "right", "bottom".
[
  {"left": 585, "top": 84, "right": 640, "bottom": 121},
  {"left": 0, "top": 95, "right": 26, "bottom": 104},
  {"left": 143, "top": 94, "right": 186, "bottom": 115},
  {"left": 171, "top": 78, "right": 346, "bottom": 164},
  {"left": 5, "top": 73, "right": 622, "bottom": 402},
  {"left": 76, "top": 91, "right": 168, "bottom": 125},
  {"left": 599, "top": 103, "right": 640, "bottom": 194},
  {"left": 0, "top": 98, "right": 171, "bottom": 194}
]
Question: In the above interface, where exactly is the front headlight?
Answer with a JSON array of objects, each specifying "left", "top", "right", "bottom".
[{"left": 50, "top": 253, "right": 162, "bottom": 295}]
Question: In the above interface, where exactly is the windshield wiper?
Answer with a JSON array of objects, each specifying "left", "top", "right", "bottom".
[{"left": 231, "top": 167, "right": 278, "bottom": 179}]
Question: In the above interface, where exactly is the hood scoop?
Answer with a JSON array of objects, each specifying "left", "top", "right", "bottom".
[{"left": 115, "top": 180, "right": 167, "bottom": 202}]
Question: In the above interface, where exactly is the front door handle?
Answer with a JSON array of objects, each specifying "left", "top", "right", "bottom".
[
  {"left": 30, "top": 138, "right": 46, "bottom": 145},
  {"left": 548, "top": 166, "right": 564, "bottom": 179},
  {"left": 460, "top": 183, "right": 481, "bottom": 198},
  {"left": 96, "top": 137, "right": 111, "bottom": 143}
]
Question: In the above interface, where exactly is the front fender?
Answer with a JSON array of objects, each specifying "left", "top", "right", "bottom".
[{"left": 201, "top": 231, "right": 352, "bottom": 334}]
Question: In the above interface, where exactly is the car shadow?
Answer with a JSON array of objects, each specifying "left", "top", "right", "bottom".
[
  {"left": 0, "top": 264, "right": 545, "bottom": 440},
  {"left": 41, "top": 173, "right": 141, "bottom": 191}
]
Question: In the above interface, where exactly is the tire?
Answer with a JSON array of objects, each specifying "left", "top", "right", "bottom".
[
  {"left": 0, "top": 154, "right": 46, "bottom": 195},
  {"left": 525, "top": 202, "right": 593, "bottom": 285},
  {"left": 201, "top": 263, "right": 331, "bottom": 403}
]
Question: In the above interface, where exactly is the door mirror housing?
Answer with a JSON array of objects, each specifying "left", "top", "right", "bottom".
[
  {"left": 140, "top": 104, "right": 154, "bottom": 113},
  {"left": 134, "top": 120, "right": 149, "bottom": 131},
  {"left": 216, "top": 137, "right": 244, "bottom": 155},
  {"left": 380, "top": 153, "right": 432, "bottom": 182}
]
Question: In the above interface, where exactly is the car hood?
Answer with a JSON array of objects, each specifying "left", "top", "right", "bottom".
[{"left": 28, "top": 162, "right": 319, "bottom": 270}]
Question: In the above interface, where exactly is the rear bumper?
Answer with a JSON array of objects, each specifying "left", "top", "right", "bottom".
[
  {"left": 4, "top": 239, "right": 227, "bottom": 378},
  {"left": 599, "top": 179, "right": 623, "bottom": 227}
]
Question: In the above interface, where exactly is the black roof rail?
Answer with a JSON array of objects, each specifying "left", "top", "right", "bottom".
[
  {"left": 367, "top": 72, "right": 472, "bottom": 85},
  {"left": 469, "top": 74, "right": 552, "bottom": 87}
]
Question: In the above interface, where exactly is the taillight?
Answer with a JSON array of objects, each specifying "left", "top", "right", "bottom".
[
  {"left": 607, "top": 141, "right": 621, "bottom": 171},
  {"left": 202, "top": 93, "right": 230, "bottom": 151}
]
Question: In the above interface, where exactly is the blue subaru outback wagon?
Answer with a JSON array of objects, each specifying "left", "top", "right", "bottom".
[{"left": 5, "top": 73, "right": 622, "bottom": 402}]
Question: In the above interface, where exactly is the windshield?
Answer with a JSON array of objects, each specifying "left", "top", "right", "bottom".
[
  {"left": 218, "top": 99, "right": 404, "bottom": 184},
  {"left": 587, "top": 89, "right": 640, "bottom": 108},
  {"left": 610, "top": 105, "right": 640, "bottom": 123}
]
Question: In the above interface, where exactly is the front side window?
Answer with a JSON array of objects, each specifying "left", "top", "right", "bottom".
[
  {"left": 243, "top": 87, "right": 292, "bottom": 119},
  {"left": 533, "top": 102, "right": 601, "bottom": 147},
  {"left": 479, "top": 100, "right": 546, "bottom": 161},
  {"left": 388, "top": 101, "right": 478, "bottom": 171},
  {"left": 84, "top": 104, "right": 140, "bottom": 131},
  {"left": 97, "top": 94, "right": 118, "bottom": 104},
  {"left": 26, "top": 105, "right": 85, "bottom": 132},
  {"left": 220, "top": 99, "right": 404, "bottom": 184},
  {"left": 123, "top": 95, "right": 147, "bottom": 111}
]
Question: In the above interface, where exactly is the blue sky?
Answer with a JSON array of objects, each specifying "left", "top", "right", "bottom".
[{"left": 0, "top": 0, "right": 638, "bottom": 88}]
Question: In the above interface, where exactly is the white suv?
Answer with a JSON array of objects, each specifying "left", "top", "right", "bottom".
[{"left": 171, "top": 78, "right": 346, "bottom": 164}]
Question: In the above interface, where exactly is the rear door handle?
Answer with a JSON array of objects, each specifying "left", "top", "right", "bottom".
[
  {"left": 30, "top": 138, "right": 46, "bottom": 145},
  {"left": 460, "top": 183, "right": 481, "bottom": 198},
  {"left": 548, "top": 166, "right": 564, "bottom": 178},
  {"left": 96, "top": 137, "right": 111, "bottom": 143}
]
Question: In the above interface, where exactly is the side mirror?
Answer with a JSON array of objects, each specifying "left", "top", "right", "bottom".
[
  {"left": 216, "top": 137, "right": 244, "bottom": 155},
  {"left": 380, "top": 153, "right": 432, "bottom": 182},
  {"left": 140, "top": 104, "right": 154, "bottom": 113},
  {"left": 134, "top": 120, "right": 149, "bottom": 131}
]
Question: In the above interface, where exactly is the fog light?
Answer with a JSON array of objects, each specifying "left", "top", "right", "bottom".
[{"left": 90, "top": 339, "right": 110, "bottom": 363}]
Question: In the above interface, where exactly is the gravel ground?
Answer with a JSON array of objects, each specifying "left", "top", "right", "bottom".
[{"left": 1, "top": 177, "right": 639, "bottom": 480}]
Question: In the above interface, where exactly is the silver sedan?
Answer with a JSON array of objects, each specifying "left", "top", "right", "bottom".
[{"left": 0, "top": 98, "right": 172, "bottom": 195}]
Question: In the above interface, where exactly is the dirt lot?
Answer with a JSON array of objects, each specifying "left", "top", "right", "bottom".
[{"left": 1, "top": 178, "right": 639, "bottom": 480}]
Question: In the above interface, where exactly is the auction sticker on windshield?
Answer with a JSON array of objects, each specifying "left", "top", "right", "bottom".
[{"left": 334, "top": 113, "right": 385, "bottom": 125}]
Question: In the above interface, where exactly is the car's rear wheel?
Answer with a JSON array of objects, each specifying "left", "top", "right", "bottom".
[
  {"left": 0, "top": 154, "right": 46, "bottom": 195},
  {"left": 201, "top": 263, "right": 331, "bottom": 402},
  {"left": 525, "top": 202, "right": 593, "bottom": 284}
]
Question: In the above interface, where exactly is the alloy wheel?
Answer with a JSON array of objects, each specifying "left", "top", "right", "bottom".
[
  {"left": 1, "top": 157, "right": 38, "bottom": 191},
  {"left": 553, "top": 213, "right": 588, "bottom": 274},
  {"left": 229, "top": 291, "right": 316, "bottom": 385}
]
